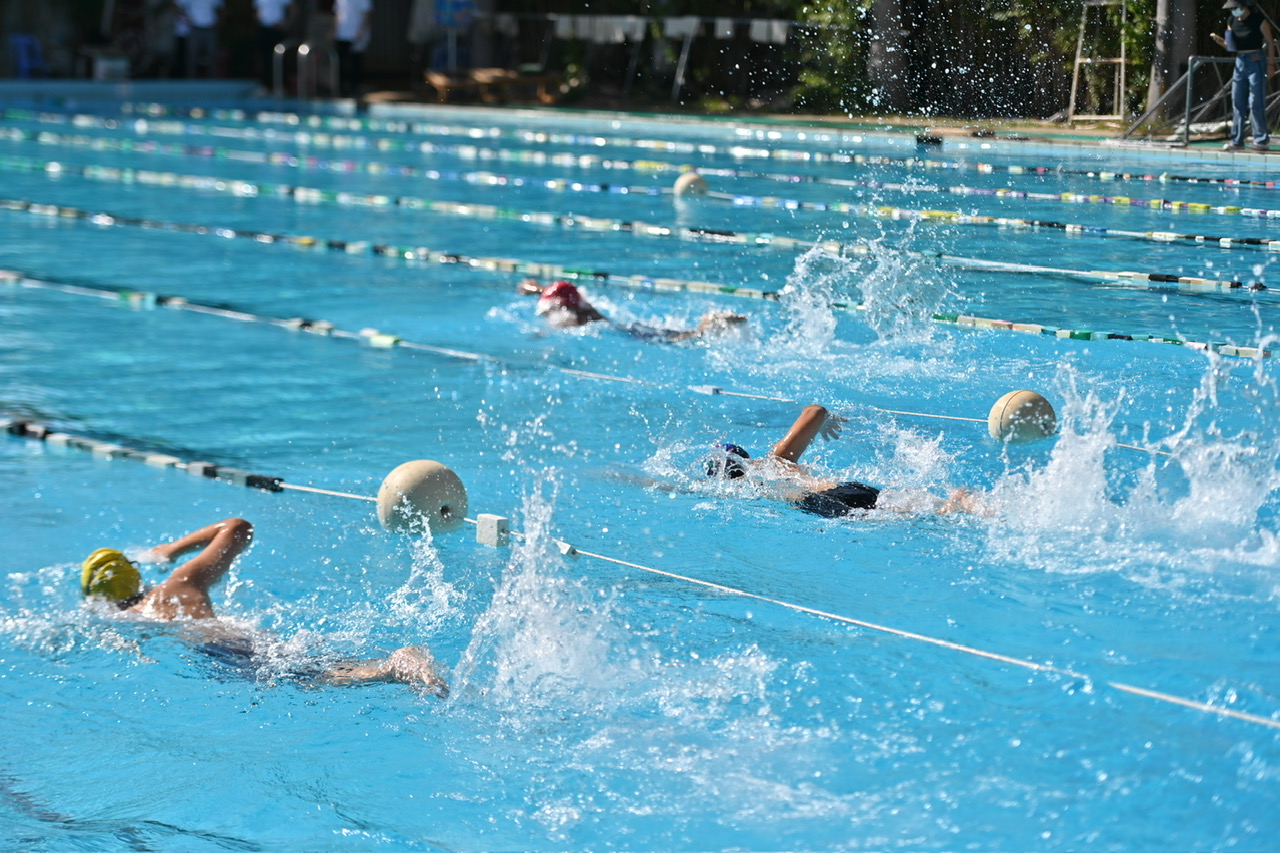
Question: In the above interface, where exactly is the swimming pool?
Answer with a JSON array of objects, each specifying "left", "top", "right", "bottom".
[{"left": 2, "top": 95, "right": 1278, "bottom": 851}]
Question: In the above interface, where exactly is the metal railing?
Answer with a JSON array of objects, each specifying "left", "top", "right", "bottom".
[{"left": 272, "top": 40, "right": 340, "bottom": 99}]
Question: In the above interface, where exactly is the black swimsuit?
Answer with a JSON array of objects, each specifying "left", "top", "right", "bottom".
[{"left": 796, "top": 481, "right": 881, "bottom": 517}]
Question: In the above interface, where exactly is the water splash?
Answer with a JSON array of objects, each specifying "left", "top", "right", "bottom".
[
  {"left": 987, "top": 359, "right": 1280, "bottom": 582},
  {"left": 385, "top": 530, "right": 464, "bottom": 631},
  {"left": 451, "top": 475, "right": 625, "bottom": 710},
  {"left": 772, "top": 241, "right": 949, "bottom": 357},
  {"left": 857, "top": 245, "right": 949, "bottom": 340}
]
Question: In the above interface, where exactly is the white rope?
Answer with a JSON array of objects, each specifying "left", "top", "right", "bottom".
[
  {"left": 276, "top": 482, "right": 377, "bottom": 502},
  {"left": 6, "top": 415, "right": 1273, "bottom": 730}
]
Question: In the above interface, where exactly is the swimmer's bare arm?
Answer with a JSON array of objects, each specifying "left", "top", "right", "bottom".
[
  {"left": 147, "top": 518, "right": 254, "bottom": 591},
  {"left": 133, "top": 519, "right": 254, "bottom": 618},
  {"left": 318, "top": 646, "right": 449, "bottom": 697},
  {"left": 769, "top": 404, "right": 844, "bottom": 464},
  {"left": 662, "top": 311, "right": 749, "bottom": 342}
]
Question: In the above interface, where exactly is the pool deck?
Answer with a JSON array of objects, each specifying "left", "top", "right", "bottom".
[{"left": 1, "top": 77, "right": 1276, "bottom": 168}]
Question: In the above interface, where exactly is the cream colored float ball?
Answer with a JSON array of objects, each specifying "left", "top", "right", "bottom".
[
  {"left": 673, "top": 171, "right": 709, "bottom": 196},
  {"left": 376, "top": 460, "right": 468, "bottom": 534},
  {"left": 987, "top": 390, "right": 1057, "bottom": 443}
]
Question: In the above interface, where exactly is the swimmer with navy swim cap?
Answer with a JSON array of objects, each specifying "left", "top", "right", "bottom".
[
  {"left": 704, "top": 404, "right": 986, "bottom": 517},
  {"left": 525, "top": 278, "right": 748, "bottom": 340},
  {"left": 78, "top": 517, "right": 448, "bottom": 694}
]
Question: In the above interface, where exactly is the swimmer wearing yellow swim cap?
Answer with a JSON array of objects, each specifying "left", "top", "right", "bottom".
[
  {"left": 81, "top": 547, "right": 144, "bottom": 606},
  {"left": 73, "top": 518, "right": 448, "bottom": 694},
  {"left": 79, "top": 518, "right": 254, "bottom": 619}
]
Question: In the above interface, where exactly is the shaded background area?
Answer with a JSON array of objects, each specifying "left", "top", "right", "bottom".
[{"left": 0, "top": 1, "right": 1267, "bottom": 120}]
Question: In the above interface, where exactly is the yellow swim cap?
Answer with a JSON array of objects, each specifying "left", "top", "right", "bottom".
[{"left": 80, "top": 548, "right": 142, "bottom": 602}]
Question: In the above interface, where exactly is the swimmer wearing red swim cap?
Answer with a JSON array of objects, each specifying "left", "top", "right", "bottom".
[
  {"left": 534, "top": 280, "right": 607, "bottom": 327},
  {"left": 526, "top": 279, "right": 747, "bottom": 339}
]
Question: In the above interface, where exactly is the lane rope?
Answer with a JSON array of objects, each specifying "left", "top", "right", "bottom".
[
  {"left": 13, "top": 104, "right": 1280, "bottom": 197},
  {"left": 8, "top": 123, "right": 1280, "bottom": 236},
  {"left": 3, "top": 415, "right": 1273, "bottom": 731},
  {"left": 0, "top": 269, "right": 1217, "bottom": 458},
  {"left": 2, "top": 203, "right": 1272, "bottom": 361},
  {"left": 0, "top": 150, "right": 1265, "bottom": 298}
]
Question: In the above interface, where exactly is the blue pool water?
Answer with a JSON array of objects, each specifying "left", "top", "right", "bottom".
[{"left": 2, "top": 98, "right": 1279, "bottom": 851}]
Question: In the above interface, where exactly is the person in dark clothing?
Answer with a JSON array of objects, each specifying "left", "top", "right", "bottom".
[
  {"left": 254, "top": 0, "right": 295, "bottom": 89},
  {"left": 1213, "top": 0, "right": 1277, "bottom": 151},
  {"left": 703, "top": 404, "right": 985, "bottom": 518}
]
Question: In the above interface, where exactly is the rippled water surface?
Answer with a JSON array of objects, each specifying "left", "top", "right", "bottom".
[{"left": 2, "top": 99, "right": 1278, "bottom": 851}]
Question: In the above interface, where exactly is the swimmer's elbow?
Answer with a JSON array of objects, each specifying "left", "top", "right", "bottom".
[{"left": 222, "top": 517, "right": 254, "bottom": 544}]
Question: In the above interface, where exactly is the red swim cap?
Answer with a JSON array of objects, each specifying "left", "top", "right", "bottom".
[{"left": 537, "top": 280, "right": 582, "bottom": 311}]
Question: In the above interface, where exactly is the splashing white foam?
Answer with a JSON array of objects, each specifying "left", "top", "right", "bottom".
[
  {"left": 452, "top": 476, "right": 623, "bottom": 708},
  {"left": 772, "top": 242, "right": 949, "bottom": 360},
  {"left": 987, "top": 361, "right": 1280, "bottom": 582}
]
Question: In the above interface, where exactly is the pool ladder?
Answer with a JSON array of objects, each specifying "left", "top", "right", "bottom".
[{"left": 272, "top": 40, "right": 340, "bottom": 100}]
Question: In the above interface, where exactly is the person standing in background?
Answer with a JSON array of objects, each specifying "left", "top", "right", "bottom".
[
  {"left": 177, "top": 0, "right": 223, "bottom": 78},
  {"left": 254, "top": 0, "right": 295, "bottom": 89},
  {"left": 1213, "top": 0, "right": 1276, "bottom": 151},
  {"left": 333, "top": 0, "right": 373, "bottom": 96}
]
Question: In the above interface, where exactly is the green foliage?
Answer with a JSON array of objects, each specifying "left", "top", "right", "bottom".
[
  {"left": 496, "top": 0, "right": 1171, "bottom": 119},
  {"left": 792, "top": 0, "right": 872, "bottom": 114}
]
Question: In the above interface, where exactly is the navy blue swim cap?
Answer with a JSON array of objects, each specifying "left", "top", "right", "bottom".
[{"left": 704, "top": 443, "right": 750, "bottom": 479}]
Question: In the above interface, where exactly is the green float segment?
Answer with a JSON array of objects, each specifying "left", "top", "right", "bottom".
[
  {"left": 10, "top": 103, "right": 1280, "bottom": 199},
  {"left": 0, "top": 153, "right": 1264, "bottom": 298},
  {"left": 1, "top": 262, "right": 1270, "bottom": 362},
  {"left": 8, "top": 118, "right": 1280, "bottom": 230}
]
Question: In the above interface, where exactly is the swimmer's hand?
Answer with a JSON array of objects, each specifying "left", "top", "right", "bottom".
[
  {"left": 384, "top": 645, "right": 450, "bottom": 698},
  {"left": 819, "top": 413, "right": 846, "bottom": 442},
  {"left": 937, "top": 489, "right": 993, "bottom": 517}
]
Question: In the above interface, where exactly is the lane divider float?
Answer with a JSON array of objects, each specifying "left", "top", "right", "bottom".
[
  {"left": 19, "top": 104, "right": 1280, "bottom": 197},
  {"left": 4, "top": 414, "right": 1272, "bottom": 732},
  {"left": 5, "top": 142, "right": 1280, "bottom": 266},
  {"left": 8, "top": 124, "right": 1280, "bottom": 230},
  {"left": 1, "top": 161, "right": 1265, "bottom": 299},
  {"left": 0, "top": 267, "right": 1257, "bottom": 458},
  {"left": 1, "top": 202, "right": 1272, "bottom": 360}
]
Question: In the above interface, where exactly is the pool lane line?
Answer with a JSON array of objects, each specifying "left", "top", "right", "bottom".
[
  {"left": 696, "top": 392, "right": 1177, "bottom": 456},
  {"left": 0, "top": 268, "right": 1255, "bottom": 460},
  {"left": 565, "top": 544, "right": 1280, "bottom": 731},
  {"left": 3, "top": 418, "right": 287, "bottom": 493},
  {"left": 11, "top": 126, "right": 1280, "bottom": 233},
  {"left": 25, "top": 103, "right": 1280, "bottom": 197},
  {"left": 1, "top": 272, "right": 497, "bottom": 364},
  {"left": 7, "top": 413, "right": 1269, "bottom": 733},
  {"left": 1, "top": 152, "right": 1268, "bottom": 300},
  {"left": 7, "top": 139, "right": 1280, "bottom": 265},
  {"left": 2, "top": 201, "right": 1273, "bottom": 361}
]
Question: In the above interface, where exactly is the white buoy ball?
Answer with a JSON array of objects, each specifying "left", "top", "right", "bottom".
[
  {"left": 673, "top": 171, "right": 709, "bottom": 196},
  {"left": 377, "top": 460, "right": 468, "bottom": 534},
  {"left": 988, "top": 390, "right": 1057, "bottom": 443}
]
